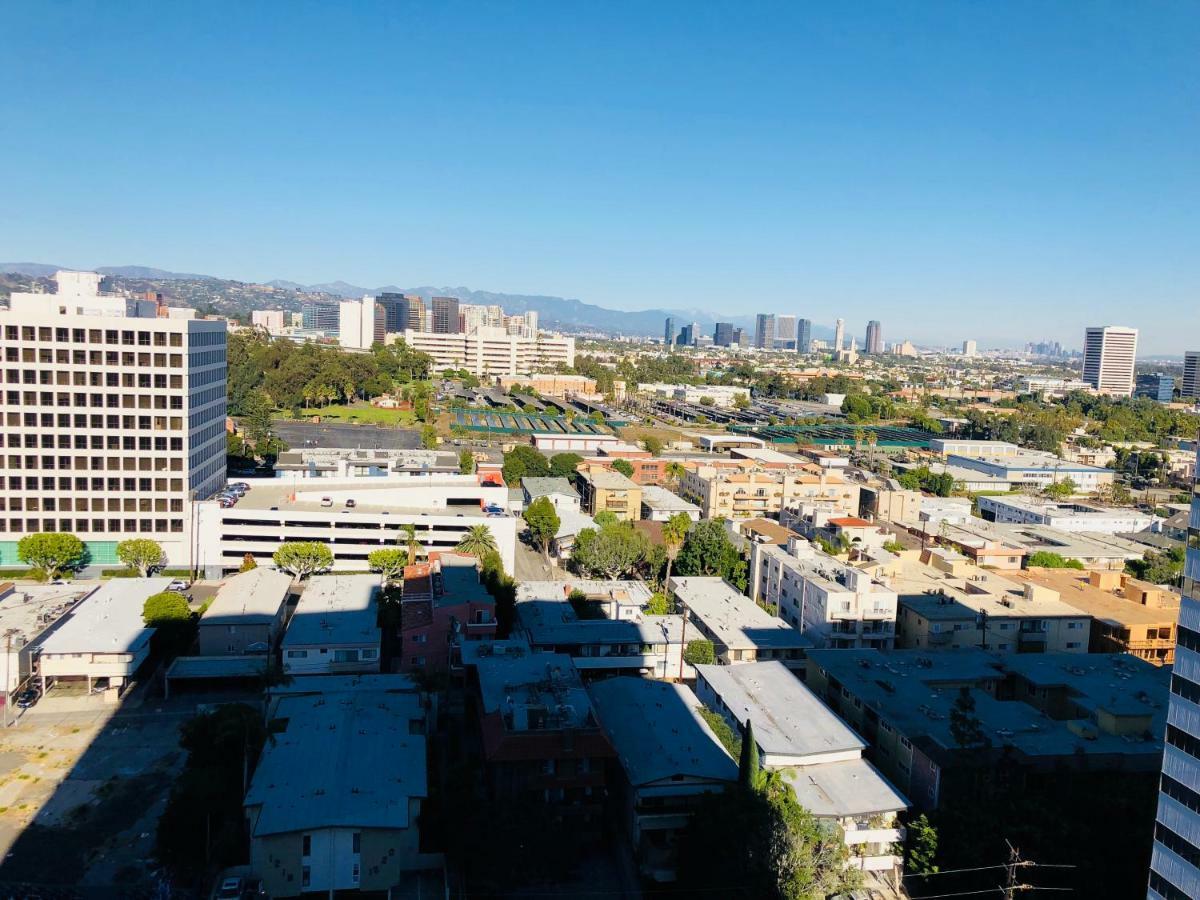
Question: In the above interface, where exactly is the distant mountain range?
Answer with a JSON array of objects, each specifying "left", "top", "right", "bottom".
[{"left": 0, "top": 261, "right": 831, "bottom": 340}]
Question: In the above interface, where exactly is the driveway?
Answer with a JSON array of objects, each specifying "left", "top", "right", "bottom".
[{"left": 513, "top": 530, "right": 561, "bottom": 582}]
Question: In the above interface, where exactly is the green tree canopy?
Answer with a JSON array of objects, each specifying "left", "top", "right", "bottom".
[
  {"left": 571, "top": 521, "right": 648, "bottom": 580},
  {"left": 17, "top": 532, "right": 86, "bottom": 580},
  {"left": 548, "top": 452, "right": 584, "bottom": 480},
  {"left": 642, "top": 436, "right": 664, "bottom": 456},
  {"left": 1027, "top": 551, "right": 1084, "bottom": 570},
  {"left": 143, "top": 591, "right": 191, "bottom": 627},
  {"left": 502, "top": 445, "right": 551, "bottom": 485},
  {"left": 675, "top": 520, "right": 747, "bottom": 591},
  {"left": 368, "top": 548, "right": 408, "bottom": 582},
  {"left": 683, "top": 639, "right": 715, "bottom": 666},
  {"left": 610, "top": 458, "right": 635, "bottom": 478},
  {"left": 273, "top": 541, "right": 334, "bottom": 579},
  {"left": 456, "top": 524, "right": 498, "bottom": 558},
  {"left": 525, "top": 497, "right": 561, "bottom": 561},
  {"left": 117, "top": 538, "right": 166, "bottom": 577},
  {"left": 458, "top": 449, "right": 475, "bottom": 474}
]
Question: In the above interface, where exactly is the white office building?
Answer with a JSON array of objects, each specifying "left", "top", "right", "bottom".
[
  {"left": 750, "top": 537, "right": 898, "bottom": 649},
  {"left": 0, "top": 271, "right": 227, "bottom": 569},
  {"left": 1149, "top": 446, "right": 1200, "bottom": 900},
  {"left": 1082, "top": 325, "right": 1138, "bottom": 397},
  {"left": 396, "top": 327, "right": 573, "bottom": 377},
  {"left": 338, "top": 297, "right": 385, "bottom": 350},
  {"left": 251, "top": 309, "right": 287, "bottom": 334}
]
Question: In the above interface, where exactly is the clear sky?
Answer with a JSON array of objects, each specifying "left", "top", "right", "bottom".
[{"left": 3, "top": 1, "right": 1197, "bottom": 352}]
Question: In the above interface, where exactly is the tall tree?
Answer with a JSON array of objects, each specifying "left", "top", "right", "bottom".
[
  {"left": 738, "top": 719, "right": 762, "bottom": 792},
  {"left": 368, "top": 548, "right": 408, "bottom": 583},
  {"left": 571, "top": 522, "right": 647, "bottom": 580},
  {"left": 661, "top": 512, "right": 692, "bottom": 588},
  {"left": 457, "top": 524, "right": 498, "bottom": 558},
  {"left": 117, "top": 538, "right": 165, "bottom": 577},
  {"left": 17, "top": 532, "right": 86, "bottom": 580},
  {"left": 400, "top": 523, "right": 421, "bottom": 565},
  {"left": 272, "top": 541, "right": 334, "bottom": 579},
  {"left": 524, "top": 497, "right": 561, "bottom": 562},
  {"left": 502, "top": 446, "right": 550, "bottom": 485}
]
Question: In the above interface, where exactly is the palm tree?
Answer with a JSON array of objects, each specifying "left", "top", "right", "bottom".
[
  {"left": 456, "top": 524, "right": 497, "bottom": 558},
  {"left": 661, "top": 512, "right": 691, "bottom": 589},
  {"left": 665, "top": 461, "right": 687, "bottom": 488},
  {"left": 401, "top": 522, "right": 421, "bottom": 565}
]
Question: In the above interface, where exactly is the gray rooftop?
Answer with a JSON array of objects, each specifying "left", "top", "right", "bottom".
[
  {"left": 695, "top": 661, "right": 864, "bottom": 761},
  {"left": 282, "top": 575, "right": 380, "bottom": 649},
  {"left": 671, "top": 577, "right": 813, "bottom": 651},
  {"left": 522, "top": 477, "right": 579, "bottom": 500},
  {"left": 639, "top": 485, "right": 701, "bottom": 514},
  {"left": 246, "top": 685, "right": 426, "bottom": 836},
  {"left": 589, "top": 677, "right": 738, "bottom": 787},
  {"left": 781, "top": 758, "right": 909, "bottom": 818},
  {"left": 201, "top": 568, "right": 292, "bottom": 626},
  {"left": 37, "top": 577, "right": 172, "bottom": 656},
  {"left": 807, "top": 648, "right": 1169, "bottom": 760},
  {"left": 165, "top": 655, "right": 272, "bottom": 680},
  {"left": 475, "top": 652, "right": 595, "bottom": 730}
]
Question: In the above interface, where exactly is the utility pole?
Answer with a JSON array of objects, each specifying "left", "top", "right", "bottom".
[
  {"left": 678, "top": 598, "right": 688, "bottom": 682},
  {"left": 1002, "top": 840, "right": 1021, "bottom": 899}
]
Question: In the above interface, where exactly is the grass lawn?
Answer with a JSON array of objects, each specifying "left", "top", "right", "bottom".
[{"left": 279, "top": 402, "right": 417, "bottom": 426}]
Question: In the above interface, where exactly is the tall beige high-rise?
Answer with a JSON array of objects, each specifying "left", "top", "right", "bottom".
[
  {"left": 1082, "top": 325, "right": 1138, "bottom": 396},
  {"left": 0, "top": 272, "right": 227, "bottom": 567}
]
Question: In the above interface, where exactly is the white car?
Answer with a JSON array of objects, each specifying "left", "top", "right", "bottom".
[{"left": 167, "top": 580, "right": 189, "bottom": 592}]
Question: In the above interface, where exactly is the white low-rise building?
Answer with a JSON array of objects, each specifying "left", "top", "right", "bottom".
[
  {"left": 639, "top": 383, "right": 750, "bottom": 408},
  {"left": 395, "top": 327, "right": 574, "bottom": 377},
  {"left": 977, "top": 495, "right": 1154, "bottom": 534},
  {"left": 669, "top": 576, "right": 811, "bottom": 668},
  {"left": 639, "top": 485, "right": 701, "bottom": 522},
  {"left": 948, "top": 451, "right": 1114, "bottom": 492},
  {"left": 0, "top": 583, "right": 90, "bottom": 695},
  {"left": 195, "top": 476, "right": 516, "bottom": 577},
  {"left": 281, "top": 575, "right": 381, "bottom": 675},
  {"left": 750, "top": 537, "right": 898, "bottom": 649},
  {"left": 35, "top": 577, "right": 173, "bottom": 691},
  {"left": 695, "top": 661, "right": 908, "bottom": 878}
]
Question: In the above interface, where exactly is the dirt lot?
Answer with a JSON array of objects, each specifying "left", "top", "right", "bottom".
[{"left": 0, "top": 689, "right": 197, "bottom": 894}]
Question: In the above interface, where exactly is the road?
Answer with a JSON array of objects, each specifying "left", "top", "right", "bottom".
[{"left": 272, "top": 420, "right": 421, "bottom": 450}]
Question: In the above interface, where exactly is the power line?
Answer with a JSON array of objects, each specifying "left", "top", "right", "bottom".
[{"left": 906, "top": 861, "right": 1078, "bottom": 879}]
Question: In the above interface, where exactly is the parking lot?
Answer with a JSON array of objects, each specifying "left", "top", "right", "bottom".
[{"left": 271, "top": 420, "right": 421, "bottom": 450}]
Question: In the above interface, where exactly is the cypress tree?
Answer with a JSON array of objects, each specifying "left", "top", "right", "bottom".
[{"left": 738, "top": 719, "right": 760, "bottom": 791}]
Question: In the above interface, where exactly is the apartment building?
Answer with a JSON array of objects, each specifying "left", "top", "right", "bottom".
[
  {"left": 639, "top": 485, "right": 701, "bottom": 522},
  {"left": 750, "top": 537, "right": 898, "bottom": 649},
  {"left": 281, "top": 575, "right": 381, "bottom": 675},
  {"left": 892, "top": 548, "right": 1092, "bottom": 654},
  {"left": 670, "top": 576, "right": 811, "bottom": 668},
  {"left": 398, "top": 554, "right": 496, "bottom": 674},
  {"left": 1149, "top": 447, "right": 1200, "bottom": 900},
  {"left": 1008, "top": 568, "right": 1176, "bottom": 665},
  {"left": 0, "top": 271, "right": 227, "bottom": 568},
  {"left": 588, "top": 677, "right": 736, "bottom": 882},
  {"left": 470, "top": 648, "right": 612, "bottom": 833},
  {"left": 695, "top": 662, "right": 908, "bottom": 879},
  {"left": 808, "top": 649, "right": 1168, "bottom": 813},
  {"left": 576, "top": 464, "right": 642, "bottom": 521},
  {"left": 1083, "top": 325, "right": 1138, "bottom": 397},
  {"left": 34, "top": 576, "right": 172, "bottom": 692},
  {"left": 396, "top": 327, "right": 574, "bottom": 377},
  {"left": 196, "top": 568, "right": 292, "bottom": 656},
  {"left": 678, "top": 465, "right": 859, "bottom": 520},
  {"left": 246, "top": 677, "right": 432, "bottom": 897},
  {"left": 194, "top": 476, "right": 517, "bottom": 577}
]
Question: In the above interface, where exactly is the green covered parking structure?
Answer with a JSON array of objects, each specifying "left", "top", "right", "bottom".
[
  {"left": 453, "top": 408, "right": 613, "bottom": 435},
  {"left": 730, "top": 423, "right": 934, "bottom": 448}
]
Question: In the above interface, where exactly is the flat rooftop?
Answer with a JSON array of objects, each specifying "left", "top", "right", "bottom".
[
  {"left": 781, "top": 758, "right": 909, "bottom": 818},
  {"left": 729, "top": 447, "right": 810, "bottom": 466},
  {"left": 939, "top": 519, "right": 1146, "bottom": 562},
  {"left": 247, "top": 685, "right": 426, "bottom": 837},
  {"left": 517, "top": 580, "right": 653, "bottom": 606},
  {"left": 228, "top": 480, "right": 501, "bottom": 516},
  {"left": 695, "top": 661, "right": 864, "bottom": 759},
  {"left": 37, "top": 577, "right": 172, "bottom": 656},
  {"left": 275, "top": 447, "right": 458, "bottom": 470},
  {"left": 515, "top": 598, "right": 682, "bottom": 646},
  {"left": 589, "top": 677, "right": 737, "bottom": 786},
  {"left": 639, "top": 485, "right": 701, "bottom": 513},
  {"left": 282, "top": 575, "right": 379, "bottom": 648},
  {"left": 891, "top": 555, "right": 1086, "bottom": 621},
  {"left": 1007, "top": 569, "right": 1178, "bottom": 626},
  {"left": 808, "top": 649, "right": 1168, "bottom": 760},
  {"left": 475, "top": 651, "right": 594, "bottom": 730},
  {"left": 201, "top": 568, "right": 293, "bottom": 626},
  {"left": 0, "top": 584, "right": 91, "bottom": 647},
  {"left": 578, "top": 467, "right": 640, "bottom": 490},
  {"left": 672, "top": 577, "right": 812, "bottom": 651},
  {"left": 521, "top": 477, "right": 578, "bottom": 499}
]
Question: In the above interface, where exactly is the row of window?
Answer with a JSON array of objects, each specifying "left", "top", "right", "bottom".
[
  {"left": 1, "top": 475, "right": 185, "bottom": 492},
  {"left": 1154, "top": 822, "right": 1200, "bottom": 873},
  {"left": 4, "top": 348, "right": 186, "bottom": 367},
  {"left": 1, "top": 435, "right": 184, "bottom": 452},
  {"left": 2, "top": 456, "right": 186, "bottom": 472},
  {"left": 0, "top": 518, "right": 184, "bottom": 534},
  {"left": 1149, "top": 869, "right": 1191, "bottom": 900},
  {"left": 5, "top": 369, "right": 185, "bottom": 389},
  {"left": 285, "top": 647, "right": 379, "bottom": 662},
  {"left": 0, "top": 494, "right": 184, "bottom": 511},
  {"left": 4, "top": 325, "right": 186, "bottom": 346},
  {"left": 4, "top": 414, "right": 186, "bottom": 432}
]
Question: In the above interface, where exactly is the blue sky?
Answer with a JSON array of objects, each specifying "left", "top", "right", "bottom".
[{"left": 3, "top": 1, "right": 1197, "bottom": 351}]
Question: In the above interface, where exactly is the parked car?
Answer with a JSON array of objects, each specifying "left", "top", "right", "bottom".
[
  {"left": 215, "top": 876, "right": 244, "bottom": 899},
  {"left": 321, "top": 497, "right": 333, "bottom": 507},
  {"left": 167, "top": 580, "right": 190, "bottom": 592},
  {"left": 15, "top": 688, "right": 40, "bottom": 709}
]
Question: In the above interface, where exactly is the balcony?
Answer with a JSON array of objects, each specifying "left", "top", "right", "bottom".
[{"left": 843, "top": 824, "right": 904, "bottom": 846}]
